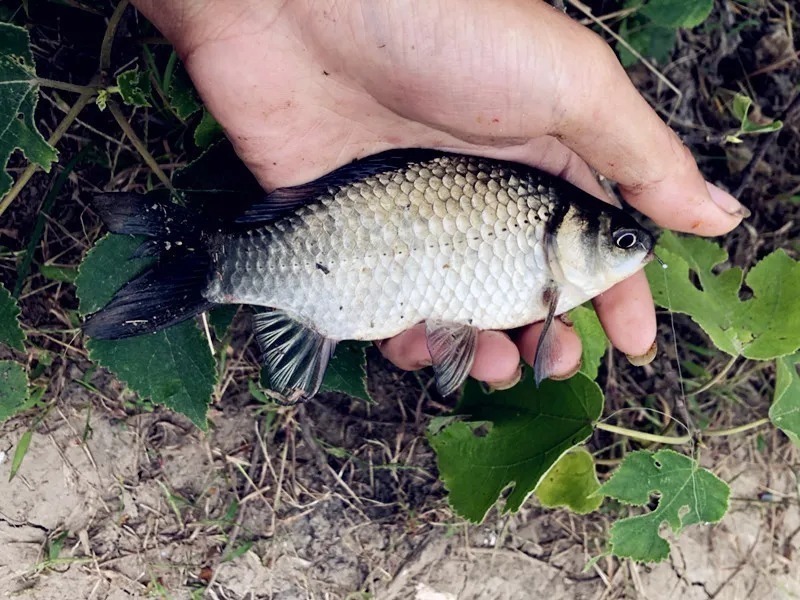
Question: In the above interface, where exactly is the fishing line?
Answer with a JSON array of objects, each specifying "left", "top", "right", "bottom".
[{"left": 659, "top": 256, "right": 697, "bottom": 451}]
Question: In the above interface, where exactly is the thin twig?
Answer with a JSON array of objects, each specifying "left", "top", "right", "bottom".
[
  {"left": 100, "top": 0, "right": 130, "bottom": 74},
  {"left": 107, "top": 100, "right": 174, "bottom": 191},
  {"left": 687, "top": 355, "right": 738, "bottom": 397}
]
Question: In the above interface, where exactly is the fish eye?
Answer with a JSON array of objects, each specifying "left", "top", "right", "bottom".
[{"left": 614, "top": 230, "right": 638, "bottom": 249}]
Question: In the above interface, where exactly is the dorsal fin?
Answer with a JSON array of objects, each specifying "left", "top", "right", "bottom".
[{"left": 234, "top": 148, "right": 446, "bottom": 224}]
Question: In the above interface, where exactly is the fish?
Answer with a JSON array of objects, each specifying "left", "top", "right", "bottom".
[{"left": 83, "top": 148, "right": 655, "bottom": 401}]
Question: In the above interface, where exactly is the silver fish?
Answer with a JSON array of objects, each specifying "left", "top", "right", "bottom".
[{"left": 84, "top": 149, "right": 654, "bottom": 400}]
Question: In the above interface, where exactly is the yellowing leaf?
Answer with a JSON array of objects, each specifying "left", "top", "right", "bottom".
[
  {"left": 598, "top": 449, "right": 730, "bottom": 562},
  {"left": 770, "top": 352, "right": 800, "bottom": 447},
  {"left": 535, "top": 447, "right": 603, "bottom": 514},
  {"left": 429, "top": 370, "right": 603, "bottom": 522},
  {"left": 0, "top": 23, "right": 58, "bottom": 200},
  {"left": 117, "top": 68, "right": 151, "bottom": 108}
]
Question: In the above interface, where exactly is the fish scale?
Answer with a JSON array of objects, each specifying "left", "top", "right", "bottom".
[{"left": 205, "top": 155, "right": 559, "bottom": 340}]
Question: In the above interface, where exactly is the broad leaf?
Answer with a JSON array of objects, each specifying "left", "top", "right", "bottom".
[
  {"left": 76, "top": 234, "right": 215, "bottom": 428},
  {"left": 194, "top": 109, "right": 223, "bottom": 149},
  {"left": 0, "top": 22, "right": 58, "bottom": 200},
  {"left": 0, "top": 360, "right": 28, "bottom": 422},
  {"left": 535, "top": 447, "right": 603, "bottom": 514},
  {"left": 646, "top": 233, "right": 800, "bottom": 360},
  {"left": 429, "top": 370, "right": 603, "bottom": 522},
  {"left": 770, "top": 352, "right": 800, "bottom": 447},
  {"left": 598, "top": 449, "right": 729, "bottom": 562},
  {"left": 320, "top": 341, "right": 371, "bottom": 402},
  {"left": 640, "top": 0, "right": 713, "bottom": 28},
  {"left": 117, "top": 68, "right": 151, "bottom": 108},
  {"left": 570, "top": 305, "right": 607, "bottom": 380},
  {"left": 0, "top": 283, "right": 24, "bottom": 350}
]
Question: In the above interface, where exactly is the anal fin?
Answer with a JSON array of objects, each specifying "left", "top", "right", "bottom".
[
  {"left": 425, "top": 320, "right": 478, "bottom": 396},
  {"left": 532, "top": 283, "right": 561, "bottom": 387},
  {"left": 253, "top": 310, "right": 336, "bottom": 402}
]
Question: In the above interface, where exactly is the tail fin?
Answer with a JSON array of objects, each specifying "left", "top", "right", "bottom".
[{"left": 83, "top": 193, "right": 216, "bottom": 340}]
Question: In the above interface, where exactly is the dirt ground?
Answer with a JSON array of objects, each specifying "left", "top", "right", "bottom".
[{"left": 2, "top": 377, "right": 799, "bottom": 599}]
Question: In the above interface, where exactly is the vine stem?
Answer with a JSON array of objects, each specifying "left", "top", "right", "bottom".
[
  {"left": 703, "top": 417, "right": 771, "bottom": 438},
  {"left": 595, "top": 422, "right": 693, "bottom": 445},
  {"left": 100, "top": 0, "right": 130, "bottom": 73},
  {"left": 34, "top": 78, "right": 99, "bottom": 95},
  {"left": 107, "top": 100, "right": 174, "bottom": 191},
  {"left": 0, "top": 86, "right": 96, "bottom": 217},
  {"left": 687, "top": 355, "right": 738, "bottom": 397}
]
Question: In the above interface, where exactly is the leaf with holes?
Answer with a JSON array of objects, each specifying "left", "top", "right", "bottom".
[
  {"left": 598, "top": 449, "right": 730, "bottom": 562},
  {"left": 535, "top": 447, "right": 603, "bottom": 514},
  {"left": 76, "top": 234, "right": 215, "bottom": 428},
  {"left": 117, "top": 68, "right": 151, "bottom": 108},
  {"left": 770, "top": 352, "right": 800, "bottom": 447},
  {"left": 0, "top": 22, "right": 58, "bottom": 201},
  {"left": 429, "top": 370, "right": 603, "bottom": 522},
  {"left": 0, "top": 283, "right": 24, "bottom": 350},
  {"left": 570, "top": 305, "right": 607, "bottom": 380},
  {"left": 645, "top": 232, "right": 800, "bottom": 360}
]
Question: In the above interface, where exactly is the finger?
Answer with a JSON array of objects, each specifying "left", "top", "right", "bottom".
[
  {"left": 592, "top": 270, "right": 656, "bottom": 357},
  {"left": 376, "top": 323, "right": 431, "bottom": 371},
  {"left": 517, "top": 319, "right": 583, "bottom": 380},
  {"left": 470, "top": 330, "right": 520, "bottom": 386}
]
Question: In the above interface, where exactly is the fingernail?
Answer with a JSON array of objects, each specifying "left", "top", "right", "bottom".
[
  {"left": 626, "top": 340, "right": 657, "bottom": 367},
  {"left": 550, "top": 359, "right": 582, "bottom": 381},
  {"left": 487, "top": 365, "right": 523, "bottom": 392},
  {"left": 706, "top": 182, "right": 751, "bottom": 219},
  {"left": 558, "top": 313, "right": 574, "bottom": 327}
]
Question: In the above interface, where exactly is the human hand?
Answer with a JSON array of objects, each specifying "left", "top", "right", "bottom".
[{"left": 130, "top": 0, "right": 748, "bottom": 389}]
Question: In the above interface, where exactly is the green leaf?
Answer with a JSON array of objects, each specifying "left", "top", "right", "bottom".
[
  {"left": 165, "top": 63, "right": 200, "bottom": 120},
  {"left": 640, "top": 0, "right": 713, "bottom": 28},
  {"left": 9, "top": 428, "right": 32, "bottom": 481},
  {"left": 38, "top": 264, "right": 77, "bottom": 283},
  {"left": 194, "top": 109, "right": 224, "bottom": 149},
  {"left": 0, "top": 283, "right": 24, "bottom": 350},
  {"left": 429, "top": 370, "right": 604, "bottom": 522},
  {"left": 645, "top": 232, "right": 800, "bottom": 360},
  {"left": 570, "top": 305, "right": 607, "bottom": 380},
  {"left": 209, "top": 305, "right": 238, "bottom": 338},
  {"left": 770, "top": 352, "right": 800, "bottom": 446},
  {"left": 0, "top": 360, "right": 28, "bottom": 422},
  {"left": 0, "top": 22, "right": 58, "bottom": 201},
  {"left": 76, "top": 234, "right": 215, "bottom": 428},
  {"left": 535, "top": 447, "right": 603, "bottom": 514},
  {"left": 598, "top": 449, "right": 730, "bottom": 562},
  {"left": 320, "top": 341, "right": 372, "bottom": 402},
  {"left": 116, "top": 68, "right": 151, "bottom": 108},
  {"left": 731, "top": 93, "right": 753, "bottom": 123},
  {"left": 618, "top": 16, "right": 677, "bottom": 66}
]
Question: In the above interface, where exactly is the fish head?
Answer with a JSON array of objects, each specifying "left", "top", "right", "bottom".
[{"left": 548, "top": 201, "right": 654, "bottom": 296}]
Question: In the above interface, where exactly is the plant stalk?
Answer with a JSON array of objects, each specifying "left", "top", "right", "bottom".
[
  {"left": 703, "top": 417, "right": 771, "bottom": 438},
  {"left": 595, "top": 422, "right": 692, "bottom": 445},
  {"left": 107, "top": 100, "right": 174, "bottom": 191}
]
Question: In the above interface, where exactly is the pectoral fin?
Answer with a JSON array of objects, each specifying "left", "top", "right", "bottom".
[
  {"left": 532, "top": 284, "right": 561, "bottom": 387},
  {"left": 253, "top": 310, "right": 337, "bottom": 403},
  {"left": 425, "top": 321, "right": 478, "bottom": 396}
]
